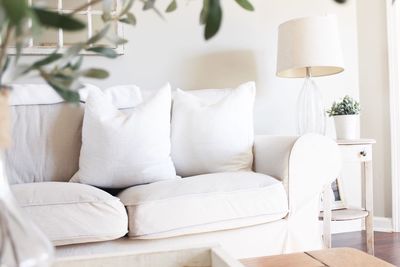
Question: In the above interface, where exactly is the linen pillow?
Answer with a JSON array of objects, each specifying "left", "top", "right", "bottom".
[
  {"left": 171, "top": 82, "right": 256, "bottom": 177},
  {"left": 71, "top": 84, "right": 177, "bottom": 188}
]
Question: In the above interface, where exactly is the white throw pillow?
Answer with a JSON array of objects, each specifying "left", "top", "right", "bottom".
[
  {"left": 71, "top": 84, "right": 177, "bottom": 188},
  {"left": 79, "top": 84, "right": 143, "bottom": 109},
  {"left": 171, "top": 82, "right": 256, "bottom": 177}
]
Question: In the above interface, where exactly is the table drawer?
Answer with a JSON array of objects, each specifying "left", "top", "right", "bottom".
[{"left": 339, "top": 144, "right": 372, "bottom": 162}]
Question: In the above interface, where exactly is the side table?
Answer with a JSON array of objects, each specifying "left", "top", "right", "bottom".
[{"left": 320, "top": 139, "right": 376, "bottom": 255}]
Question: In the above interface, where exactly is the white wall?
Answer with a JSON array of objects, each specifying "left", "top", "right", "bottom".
[
  {"left": 357, "top": 0, "right": 392, "bottom": 218},
  {"left": 87, "top": 0, "right": 359, "bottom": 136},
  {"left": 18, "top": 0, "right": 359, "bottom": 135}
]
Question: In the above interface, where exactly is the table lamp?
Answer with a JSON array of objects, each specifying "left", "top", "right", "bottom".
[{"left": 276, "top": 15, "right": 344, "bottom": 134}]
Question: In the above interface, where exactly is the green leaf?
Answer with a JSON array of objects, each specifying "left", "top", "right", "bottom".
[
  {"left": 28, "top": 7, "right": 44, "bottom": 40},
  {"left": 119, "top": 0, "right": 135, "bottom": 17},
  {"left": 64, "top": 56, "right": 83, "bottom": 71},
  {"left": 14, "top": 24, "right": 26, "bottom": 64},
  {"left": 72, "top": 56, "right": 83, "bottom": 70},
  {"left": 81, "top": 68, "right": 109, "bottom": 79},
  {"left": 52, "top": 72, "right": 75, "bottom": 84},
  {"left": 204, "top": 0, "right": 222, "bottom": 40},
  {"left": 1, "top": 56, "right": 10, "bottom": 73},
  {"left": 87, "top": 46, "right": 118, "bottom": 58},
  {"left": 166, "top": 0, "right": 177, "bottom": 12},
  {"left": 143, "top": 0, "right": 156, "bottom": 10},
  {"left": 101, "top": 12, "right": 113, "bottom": 22},
  {"left": 35, "top": 52, "right": 62, "bottom": 66},
  {"left": 127, "top": 12, "right": 137, "bottom": 25},
  {"left": 23, "top": 52, "right": 62, "bottom": 74},
  {"left": 87, "top": 24, "right": 110, "bottom": 44},
  {"left": 141, "top": 1, "right": 164, "bottom": 20},
  {"left": 15, "top": 40, "right": 23, "bottom": 64},
  {"left": 234, "top": 0, "right": 254, "bottom": 11},
  {"left": 32, "top": 7, "right": 86, "bottom": 31},
  {"left": 3, "top": 0, "right": 28, "bottom": 25},
  {"left": 119, "top": 12, "right": 136, "bottom": 25},
  {"left": 199, "top": 0, "right": 209, "bottom": 25},
  {"left": 62, "top": 43, "right": 86, "bottom": 63},
  {"left": 0, "top": 56, "right": 9, "bottom": 84},
  {"left": 46, "top": 79, "right": 80, "bottom": 103},
  {"left": 47, "top": 68, "right": 78, "bottom": 92}
]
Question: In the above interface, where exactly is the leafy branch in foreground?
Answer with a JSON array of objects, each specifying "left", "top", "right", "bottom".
[
  {"left": 0, "top": 0, "right": 362, "bottom": 102},
  {"left": 0, "top": 0, "right": 255, "bottom": 102}
]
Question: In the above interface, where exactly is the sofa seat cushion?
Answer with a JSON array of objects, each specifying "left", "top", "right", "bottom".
[
  {"left": 11, "top": 182, "right": 128, "bottom": 246},
  {"left": 118, "top": 172, "right": 288, "bottom": 239}
]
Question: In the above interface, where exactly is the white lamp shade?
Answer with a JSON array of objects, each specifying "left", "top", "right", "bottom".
[{"left": 276, "top": 15, "right": 344, "bottom": 78}]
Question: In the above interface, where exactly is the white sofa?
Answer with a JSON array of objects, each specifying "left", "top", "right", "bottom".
[{"left": 4, "top": 84, "right": 341, "bottom": 259}]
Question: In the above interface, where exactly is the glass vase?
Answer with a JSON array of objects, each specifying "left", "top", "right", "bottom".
[{"left": 0, "top": 90, "right": 54, "bottom": 267}]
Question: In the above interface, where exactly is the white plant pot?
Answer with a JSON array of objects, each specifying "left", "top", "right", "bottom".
[{"left": 333, "top": 114, "right": 360, "bottom": 140}]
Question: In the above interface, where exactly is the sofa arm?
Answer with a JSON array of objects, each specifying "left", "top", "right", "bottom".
[{"left": 253, "top": 134, "right": 341, "bottom": 214}]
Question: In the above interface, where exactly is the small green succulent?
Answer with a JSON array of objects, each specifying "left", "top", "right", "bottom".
[{"left": 327, "top": 95, "right": 361, "bottom": 117}]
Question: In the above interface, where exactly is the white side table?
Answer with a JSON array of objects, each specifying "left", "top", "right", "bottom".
[{"left": 320, "top": 139, "right": 376, "bottom": 255}]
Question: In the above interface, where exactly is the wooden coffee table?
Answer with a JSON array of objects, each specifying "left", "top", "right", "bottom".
[
  {"left": 241, "top": 248, "right": 394, "bottom": 267},
  {"left": 53, "top": 246, "right": 243, "bottom": 267}
]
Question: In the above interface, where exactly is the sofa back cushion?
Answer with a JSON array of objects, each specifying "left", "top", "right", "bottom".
[
  {"left": 4, "top": 84, "right": 141, "bottom": 184},
  {"left": 5, "top": 103, "right": 84, "bottom": 184}
]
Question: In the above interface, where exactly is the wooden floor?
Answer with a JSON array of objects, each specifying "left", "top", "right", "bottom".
[{"left": 332, "top": 231, "right": 400, "bottom": 266}]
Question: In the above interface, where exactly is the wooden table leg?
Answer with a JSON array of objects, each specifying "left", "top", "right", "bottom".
[{"left": 364, "top": 161, "right": 374, "bottom": 255}]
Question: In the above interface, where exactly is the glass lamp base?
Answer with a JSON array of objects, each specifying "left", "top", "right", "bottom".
[{"left": 297, "top": 76, "right": 326, "bottom": 135}]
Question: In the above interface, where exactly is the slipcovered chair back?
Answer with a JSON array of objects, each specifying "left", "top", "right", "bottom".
[{"left": 5, "top": 103, "right": 85, "bottom": 184}]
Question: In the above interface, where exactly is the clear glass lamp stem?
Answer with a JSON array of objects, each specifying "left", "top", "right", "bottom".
[{"left": 297, "top": 67, "right": 326, "bottom": 135}]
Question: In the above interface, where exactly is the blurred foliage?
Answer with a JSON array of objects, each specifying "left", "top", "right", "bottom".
[
  {"left": 0, "top": 0, "right": 254, "bottom": 102},
  {"left": 0, "top": 0, "right": 355, "bottom": 102}
]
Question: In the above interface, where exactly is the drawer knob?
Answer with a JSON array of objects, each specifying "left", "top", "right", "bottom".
[{"left": 360, "top": 151, "right": 367, "bottom": 157}]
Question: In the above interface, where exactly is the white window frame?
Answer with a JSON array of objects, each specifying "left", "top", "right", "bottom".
[{"left": 7, "top": 0, "right": 124, "bottom": 55}]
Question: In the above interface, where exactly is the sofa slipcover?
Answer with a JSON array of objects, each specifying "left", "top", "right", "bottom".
[
  {"left": 3, "top": 83, "right": 342, "bottom": 259},
  {"left": 11, "top": 182, "right": 128, "bottom": 246},
  {"left": 118, "top": 171, "right": 288, "bottom": 238}
]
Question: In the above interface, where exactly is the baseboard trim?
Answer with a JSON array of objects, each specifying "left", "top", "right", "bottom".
[
  {"left": 374, "top": 217, "right": 393, "bottom": 232},
  {"left": 320, "top": 216, "right": 393, "bottom": 233}
]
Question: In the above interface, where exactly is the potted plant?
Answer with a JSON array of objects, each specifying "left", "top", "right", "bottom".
[{"left": 327, "top": 95, "right": 361, "bottom": 140}]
